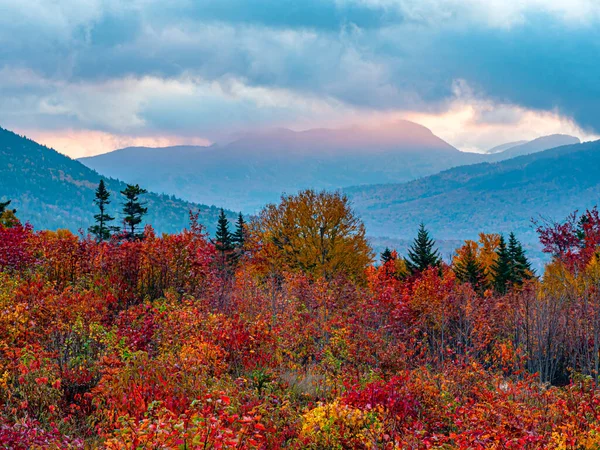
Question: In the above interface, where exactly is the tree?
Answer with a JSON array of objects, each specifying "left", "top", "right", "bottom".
[
  {"left": 406, "top": 223, "right": 441, "bottom": 274},
  {"left": 491, "top": 235, "right": 512, "bottom": 293},
  {"left": 381, "top": 247, "right": 395, "bottom": 265},
  {"left": 215, "top": 209, "right": 234, "bottom": 254},
  {"left": 232, "top": 212, "right": 246, "bottom": 249},
  {"left": 121, "top": 184, "right": 148, "bottom": 240},
  {"left": 0, "top": 199, "right": 19, "bottom": 228},
  {"left": 0, "top": 199, "right": 13, "bottom": 215},
  {"left": 453, "top": 241, "right": 486, "bottom": 292},
  {"left": 508, "top": 232, "right": 533, "bottom": 284},
  {"left": 253, "top": 190, "right": 373, "bottom": 282},
  {"left": 89, "top": 180, "right": 117, "bottom": 241}
]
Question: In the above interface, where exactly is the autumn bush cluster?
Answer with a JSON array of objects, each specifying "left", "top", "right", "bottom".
[{"left": 3, "top": 193, "right": 600, "bottom": 448}]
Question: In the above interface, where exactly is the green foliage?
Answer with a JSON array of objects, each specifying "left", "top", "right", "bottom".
[
  {"left": 508, "top": 232, "right": 533, "bottom": 284},
  {"left": 0, "top": 126, "right": 230, "bottom": 235},
  {"left": 493, "top": 233, "right": 533, "bottom": 293},
  {"left": 215, "top": 208, "right": 234, "bottom": 253},
  {"left": 121, "top": 184, "right": 148, "bottom": 241},
  {"left": 492, "top": 236, "right": 513, "bottom": 293},
  {"left": 406, "top": 223, "right": 441, "bottom": 274},
  {"left": 454, "top": 244, "right": 486, "bottom": 292},
  {"left": 380, "top": 247, "right": 395, "bottom": 265},
  {"left": 89, "top": 180, "right": 117, "bottom": 241},
  {"left": 233, "top": 212, "right": 246, "bottom": 249},
  {"left": 0, "top": 199, "right": 13, "bottom": 215}
]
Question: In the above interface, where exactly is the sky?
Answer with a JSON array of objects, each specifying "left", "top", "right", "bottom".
[{"left": 1, "top": 0, "right": 599, "bottom": 157}]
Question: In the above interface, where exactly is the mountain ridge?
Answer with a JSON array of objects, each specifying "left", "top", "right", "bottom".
[
  {"left": 0, "top": 127, "right": 235, "bottom": 234},
  {"left": 345, "top": 139, "right": 600, "bottom": 243}
]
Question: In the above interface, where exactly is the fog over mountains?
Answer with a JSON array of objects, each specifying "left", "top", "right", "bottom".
[
  {"left": 79, "top": 121, "right": 579, "bottom": 214},
  {"left": 1, "top": 121, "right": 594, "bottom": 250}
]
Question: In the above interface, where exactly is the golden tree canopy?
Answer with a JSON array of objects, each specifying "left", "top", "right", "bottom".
[{"left": 252, "top": 190, "right": 373, "bottom": 282}]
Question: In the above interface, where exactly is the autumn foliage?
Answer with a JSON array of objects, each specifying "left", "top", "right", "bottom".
[{"left": 4, "top": 199, "right": 600, "bottom": 448}]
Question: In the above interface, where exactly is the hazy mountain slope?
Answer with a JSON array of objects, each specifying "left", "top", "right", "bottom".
[
  {"left": 346, "top": 140, "right": 600, "bottom": 242},
  {"left": 0, "top": 127, "right": 233, "bottom": 234},
  {"left": 489, "top": 134, "right": 580, "bottom": 160},
  {"left": 485, "top": 140, "right": 528, "bottom": 154},
  {"left": 80, "top": 121, "right": 482, "bottom": 212}
]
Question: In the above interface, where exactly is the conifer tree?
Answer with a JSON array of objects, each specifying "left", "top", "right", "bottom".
[
  {"left": 215, "top": 208, "right": 235, "bottom": 271},
  {"left": 0, "top": 199, "right": 18, "bottom": 228},
  {"left": 406, "top": 223, "right": 441, "bottom": 274},
  {"left": 0, "top": 199, "right": 12, "bottom": 215},
  {"left": 232, "top": 212, "right": 246, "bottom": 249},
  {"left": 121, "top": 184, "right": 148, "bottom": 241},
  {"left": 381, "top": 247, "right": 395, "bottom": 265},
  {"left": 492, "top": 235, "right": 512, "bottom": 293},
  {"left": 215, "top": 208, "right": 234, "bottom": 253},
  {"left": 89, "top": 180, "right": 117, "bottom": 241},
  {"left": 508, "top": 232, "right": 533, "bottom": 284},
  {"left": 454, "top": 244, "right": 486, "bottom": 292}
]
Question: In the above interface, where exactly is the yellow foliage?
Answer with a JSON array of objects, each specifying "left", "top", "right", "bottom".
[
  {"left": 300, "top": 400, "right": 382, "bottom": 449},
  {"left": 252, "top": 190, "right": 373, "bottom": 283}
]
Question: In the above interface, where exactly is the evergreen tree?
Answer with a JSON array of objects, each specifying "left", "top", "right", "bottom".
[
  {"left": 454, "top": 244, "right": 486, "bottom": 292},
  {"left": 232, "top": 212, "right": 246, "bottom": 249},
  {"left": 89, "top": 180, "right": 117, "bottom": 241},
  {"left": 121, "top": 184, "right": 148, "bottom": 241},
  {"left": 0, "top": 198, "right": 18, "bottom": 227},
  {"left": 406, "top": 223, "right": 441, "bottom": 274},
  {"left": 215, "top": 209, "right": 234, "bottom": 252},
  {"left": 0, "top": 199, "right": 12, "bottom": 215},
  {"left": 508, "top": 232, "right": 533, "bottom": 284},
  {"left": 381, "top": 247, "right": 395, "bottom": 265},
  {"left": 215, "top": 208, "right": 235, "bottom": 271},
  {"left": 492, "top": 235, "right": 512, "bottom": 293}
]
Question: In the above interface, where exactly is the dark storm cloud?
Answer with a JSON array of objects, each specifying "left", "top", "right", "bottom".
[{"left": 0, "top": 0, "right": 599, "bottom": 134}]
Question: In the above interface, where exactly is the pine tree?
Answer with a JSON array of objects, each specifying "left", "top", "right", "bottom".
[
  {"left": 454, "top": 244, "right": 486, "bottom": 292},
  {"left": 215, "top": 209, "right": 235, "bottom": 271},
  {"left": 381, "top": 247, "right": 395, "bottom": 265},
  {"left": 121, "top": 184, "right": 148, "bottom": 241},
  {"left": 0, "top": 199, "right": 18, "bottom": 228},
  {"left": 232, "top": 212, "right": 246, "bottom": 249},
  {"left": 492, "top": 235, "right": 512, "bottom": 293},
  {"left": 215, "top": 209, "right": 234, "bottom": 253},
  {"left": 0, "top": 199, "right": 12, "bottom": 215},
  {"left": 89, "top": 180, "right": 117, "bottom": 241},
  {"left": 406, "top": 223, "right": 441, "bottom": 274},
  {"left": 508, "top": 232, "right": 533, "bottom": 284}
]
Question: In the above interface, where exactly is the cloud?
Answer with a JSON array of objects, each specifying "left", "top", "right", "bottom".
[
  {"left": 1, "top": 0, "right": 599, "bottom": 156},
  {"left": 19, "top": 129, "right": 211, "bottom": 159}
]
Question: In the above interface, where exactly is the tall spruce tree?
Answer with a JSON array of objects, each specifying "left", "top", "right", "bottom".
[
  {"left": 508, "top": 232, "right": 533, "bottom": 284},
  {"left": 232, "top": 212, "right": 246, "bottom": 249},
  {"left": 381, "top": 247, "right": 395, "bottom": 265},
  {"left": 406, "top": 223, "right": 441, "bottom": 274},
  {"left": 215, "top": 208, "right": 234, "bottom": 253},
  {"left": 89, "top": 180, "right": 117, "bottom": 241},
  {"left": 121, "top": 184, "right": 148, "bottom": 241},
  {"left": 215, "top": 208, "right": 235, "bottom": 271},
  {"left": 492, "top": 235, "right": 512, "bottom": 293},
  {"left": 454, "top": 244, "right": 486, "bottom": 292}
]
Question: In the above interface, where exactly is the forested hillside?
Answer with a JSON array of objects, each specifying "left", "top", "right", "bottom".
[
  {"left": 347, "top": 139, "right": 600, "bottom": 242},
  {"left": 0, "top": 127, "right": 234, "bottom": 234}
]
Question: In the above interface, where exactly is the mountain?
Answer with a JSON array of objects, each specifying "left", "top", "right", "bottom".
[
  {"left": 0, "top": 127, "right": 233, "bottom": 234},
  {"left": 345, "top": 139, "right": 600, "bottom": 243},
  {"left": 79, "top": 121, "right": 482, "bottom": 212},
  {"left": 485, "top": 140, "right": 528, "bottom": 154},
  {"left": 488, "top": 134, "right": 580, "bottom": 160}
]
